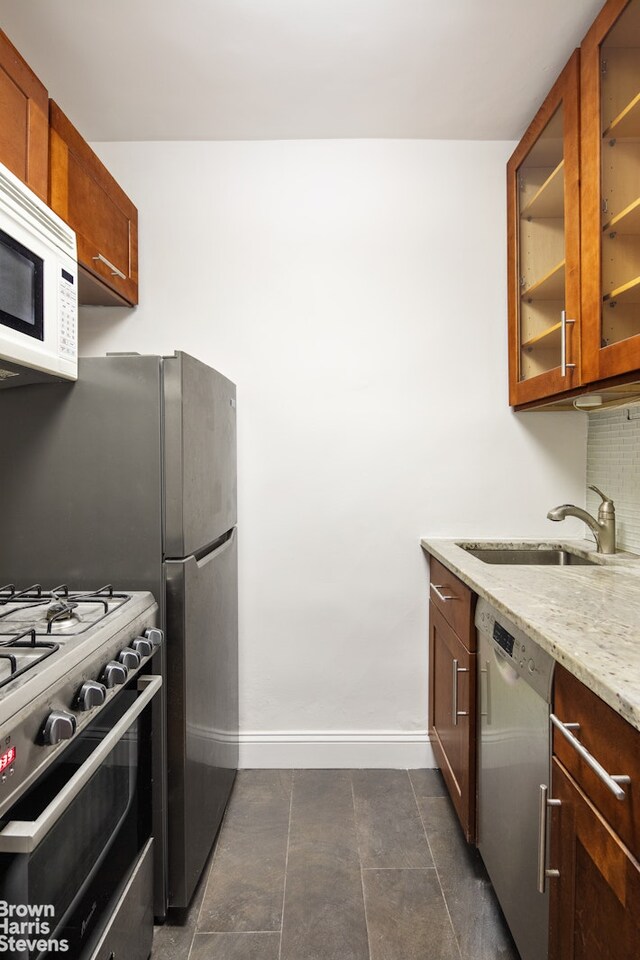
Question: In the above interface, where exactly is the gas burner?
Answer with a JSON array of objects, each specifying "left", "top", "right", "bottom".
[
  {"left": 0, "top": 584, "right": 131, "bottom": 637},
  {"left": 46, "top": 600, "right": 79, "bottom": 624}
]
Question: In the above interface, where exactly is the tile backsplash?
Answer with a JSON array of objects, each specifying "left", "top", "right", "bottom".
[{"left": 586, "top": 404, "right": 640, "bottom": 553}]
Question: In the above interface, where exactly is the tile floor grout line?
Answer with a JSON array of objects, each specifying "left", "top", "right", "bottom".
[
  {"left": 194, "top": 929, "right": 283, "bottom": 936},
  {"left": 360, "top": 866, "right": 439, "bottom": 871},
  {"left": 350, "top": 772, "right": 373, "bottom": 960},
  {"left": 186, "top": 798, "right": 232, "bottom": 960},
  {"left": 277, "top": 768, "right": 294, "bottom": 960},
  {"left": 408, "top": 770, "right": 463, "bottom": 960}
]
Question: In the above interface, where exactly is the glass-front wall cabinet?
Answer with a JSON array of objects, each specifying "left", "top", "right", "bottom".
[
  {"left": 582, "top": 0, "right": 640, "bottom": 383},
  {"left": 508, "top": 52, "right": 580, "bottom": 406},
  {"left": 600, "top": 0, "right": 640, "bottom": 348},
  {"left": 519, "top": 107, "right": 566, "bottom": 380}
]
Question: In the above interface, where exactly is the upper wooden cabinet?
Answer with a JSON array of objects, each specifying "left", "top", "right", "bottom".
[
  {"left": 582, "top": 0, "right": 640, "bottom": 383},
  {"left": 509, "top": 0, "right": 640, "bottom": 408},
  {"left": 49, "top": 102, "right": 138, "bottom": 306},
  {"left": 0, "top": 29, "right": 48, "bottom": 202},
  {"left": 508, "top": 52, "right": 581, "bottom": 407}
]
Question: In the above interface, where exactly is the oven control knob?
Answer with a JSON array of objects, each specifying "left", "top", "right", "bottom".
[
  {"left": 43, "top": 710, "right": 77, "bottom": 745},
  {"left": 132, "top": 637, "right": 153, "bottom": 658},
  {"left": 143, "top": 628, "right": 163, "bottom": 647},
  {"left": 101, "top": 661, "right": 128, "bottom": 688},
  {"left": 77, "top": 680, "right": 107, "bottom": 711},
  {"left": 118, "top": 648, "right": 141, "bottom": 670}
]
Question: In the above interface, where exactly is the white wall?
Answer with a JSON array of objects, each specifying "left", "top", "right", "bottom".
[{"left": 80, "top": 139, "right": 587, "bottom": 766}]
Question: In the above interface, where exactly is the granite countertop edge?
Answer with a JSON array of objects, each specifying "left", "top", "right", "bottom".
[{"left": 421, "top": 537, "right": 640, "bottom": 732}]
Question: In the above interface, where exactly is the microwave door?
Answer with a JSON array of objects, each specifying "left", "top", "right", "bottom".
[{"left": 0, "top": 227, "right": 44, "bottom": 340}]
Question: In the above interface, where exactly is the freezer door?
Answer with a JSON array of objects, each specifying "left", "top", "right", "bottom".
[
  {"left": 163, "top": 352, "right": 237, "bottom": 557},
  {"left": 164, "top": 527, "right": 239, "bottom": 909},
  {"left": 0, "top": 355, "right": 163, "bottom": 593}
]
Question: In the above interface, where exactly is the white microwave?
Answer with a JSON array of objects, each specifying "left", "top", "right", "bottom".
[{"left": 0, "top": 160, "right": 77, "bottom": 388}]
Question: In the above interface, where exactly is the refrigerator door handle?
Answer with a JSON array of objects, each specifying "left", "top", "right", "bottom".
[{"left": 195, "top": 527, "right": 236, "bottom": 567}]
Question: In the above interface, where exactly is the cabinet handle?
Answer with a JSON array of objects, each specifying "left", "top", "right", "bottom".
[
  {"left": 430, "top": 583, "right": 458, "bottom": 603},
  {"left": 560, "top": 310, "right": 576, "bottom": 377},
  {"left": 550, "top": 713, "right": 630, "bottom": 800},
  {"left": 452, "top": 658, "right": 468, "bottom": 726},
  {"left": 537, "top": 784, "right": 561, "bottom": 893},
  {"left": 93, "top": 252, "right": 126, "bottom": 280}
]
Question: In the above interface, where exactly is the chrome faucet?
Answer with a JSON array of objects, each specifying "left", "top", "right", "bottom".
[{"left": 547, "top": 485, "right": 616, "bottom": 554}]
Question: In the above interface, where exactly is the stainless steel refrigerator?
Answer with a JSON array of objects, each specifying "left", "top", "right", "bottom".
[{"left": 0, "top": 351, "right": 238, "bottom": 915}]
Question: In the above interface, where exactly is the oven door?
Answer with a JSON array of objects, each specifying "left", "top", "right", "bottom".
[{"left": 0, "top": 675, "right": 160, "bottom": 960}]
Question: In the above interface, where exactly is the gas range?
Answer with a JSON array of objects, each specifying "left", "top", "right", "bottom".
[{"left": 0, "top": 583, "right": 160, "bottom": 819}]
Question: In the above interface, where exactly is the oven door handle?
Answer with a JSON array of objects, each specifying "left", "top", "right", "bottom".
[{"left": 0, "top": 675, "right": 162, "bottom": 854}]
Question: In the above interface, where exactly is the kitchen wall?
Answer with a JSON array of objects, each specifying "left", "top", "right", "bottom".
[
  {"left": 79, "top": 139, "right": 587, "bottom": 766},
  {"left": 587, "top": 404, "right": 640, "bottom": 553}
]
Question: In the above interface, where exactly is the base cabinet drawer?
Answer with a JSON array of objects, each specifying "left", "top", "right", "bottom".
[
  {"left": 553, "top": 664, "right": 640, "bottom": 860},
  {"left": 429, "top": 601, "right": 476, "bottom": 842},
  {"left": 428, "top": 557, "right": 475, "bottom": 650}
]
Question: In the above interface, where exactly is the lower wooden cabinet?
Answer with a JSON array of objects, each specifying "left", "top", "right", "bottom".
[
  {"left": 549, "top": 665, "right": 640, "bottom": 957},
  {"left": 429, "top": 599, "right": 476, "bottom": 841},
  {"left": 549, "top": 757, "right": 640, "bottom": 960}
]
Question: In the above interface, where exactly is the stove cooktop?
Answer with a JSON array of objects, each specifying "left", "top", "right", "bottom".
[{"left": 0, "top": 585, "right": 158, "bottom": 717}]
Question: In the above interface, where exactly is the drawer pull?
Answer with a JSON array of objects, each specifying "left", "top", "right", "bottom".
[
  {"left": 550, "top": 713, "right": 631, "bottom": 800},
  {"left": 93, "top": 252, "right": 126, "bottom": 280},
  {"left": 452, "top": 658, "right": 468, "bottom": 726},
  {"left": 537, "top": 784, "right": 561, "bottom": 893},
  {"left": 430, "top": 583, "right": 458, "bottom": 603}
]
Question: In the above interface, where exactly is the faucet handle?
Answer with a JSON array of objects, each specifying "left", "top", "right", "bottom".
[{"left": 588, "top": 484, "right": 615, "bottom": 516}]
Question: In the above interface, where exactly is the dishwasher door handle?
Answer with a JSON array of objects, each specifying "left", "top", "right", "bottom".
[
  {"left": 452, "top": 659, "right": 469, "bottom": 726},
  {"left": 537, "top": 784, "right": 561, "bottom": 894},
  {"left": 550, "top": 713, "right": 631, "bottom": 800}
]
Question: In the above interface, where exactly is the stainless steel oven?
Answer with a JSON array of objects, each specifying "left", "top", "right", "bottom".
[{"left": 0, "top": 674, "right": 160, "bottom": 960}]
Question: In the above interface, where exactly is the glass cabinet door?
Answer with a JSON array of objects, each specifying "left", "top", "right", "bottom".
[
  {"left": 508, "top": 52, "right": 581, "bottom": 406},
  {"left": 582, "top": 0, "right": 640, "bottom": 382}
]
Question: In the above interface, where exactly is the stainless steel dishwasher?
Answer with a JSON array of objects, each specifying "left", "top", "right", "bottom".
[{"left": 476, "top": 599, "right": 555, "bottom": 960}]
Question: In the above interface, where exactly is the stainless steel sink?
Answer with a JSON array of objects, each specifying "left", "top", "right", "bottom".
[{"left": 460, "top": 547, "right": 596, "bottom": 565}]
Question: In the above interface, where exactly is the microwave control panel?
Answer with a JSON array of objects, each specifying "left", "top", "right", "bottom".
[{"left": 58, "top": 267, "right": 77, "bottom": 358}]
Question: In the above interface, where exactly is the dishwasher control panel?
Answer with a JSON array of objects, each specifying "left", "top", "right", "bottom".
[{"left": 475, "top": 598, "right": 555, "bottom": 702}]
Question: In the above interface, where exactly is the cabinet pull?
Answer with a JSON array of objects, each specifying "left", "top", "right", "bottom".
[
  {"left": 550, "top": 713, "right": 630, "bottom": 800},
  {"left": 452, "top": 658, "right": 468, "bottom": 726},
  {"left": 560, "top": 310, "right": 576, "bottom": 377},
  {"left": 93, "top": 252, "right": 126, "bottom": 280},
  {"left": 537, "top": 784, "right": 561, "bottom": 893},
  {"left": 430, "top": 583, "right": 458, "bottom": 603}
]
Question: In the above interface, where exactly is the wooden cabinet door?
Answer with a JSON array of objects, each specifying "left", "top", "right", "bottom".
[
  {"left": 549, "top": 757, "right": 640, "bottom": 960},
  {"left": 581, "top": 0, "right": 640, "bottom": 382},
  {"left": 0, "top": 30, "right": 48, "bottom": 201},
  {"left": 508, "top": 50, "right": 581, "bottom": 407},
  {"left": 429, "top": 601, "right": 476, "bottom": 841},
  {"left": 49, "top": 101, "right": 138, "bottom": 306}
]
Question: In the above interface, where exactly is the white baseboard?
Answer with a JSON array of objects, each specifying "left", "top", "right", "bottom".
[{"left": 237, "top": 730, "right": 436, "bottom": 769}]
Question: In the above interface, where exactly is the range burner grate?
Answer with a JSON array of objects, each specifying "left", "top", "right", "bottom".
[{"left": 0, "top": 629, "right": 59, "bottom": 690}]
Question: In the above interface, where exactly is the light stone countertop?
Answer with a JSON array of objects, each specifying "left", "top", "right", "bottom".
[{"left": 420, "top": 538, "right": 640, "bottom": 731}]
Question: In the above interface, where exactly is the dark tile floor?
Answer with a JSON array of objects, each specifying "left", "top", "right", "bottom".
[{"left": 152, "top": 769, "right": 519, "bottom": 960}]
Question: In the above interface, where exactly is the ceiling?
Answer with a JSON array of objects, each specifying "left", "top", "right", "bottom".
[{"left": 0, "top": 0, "right": 604, "bottom": 141}]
